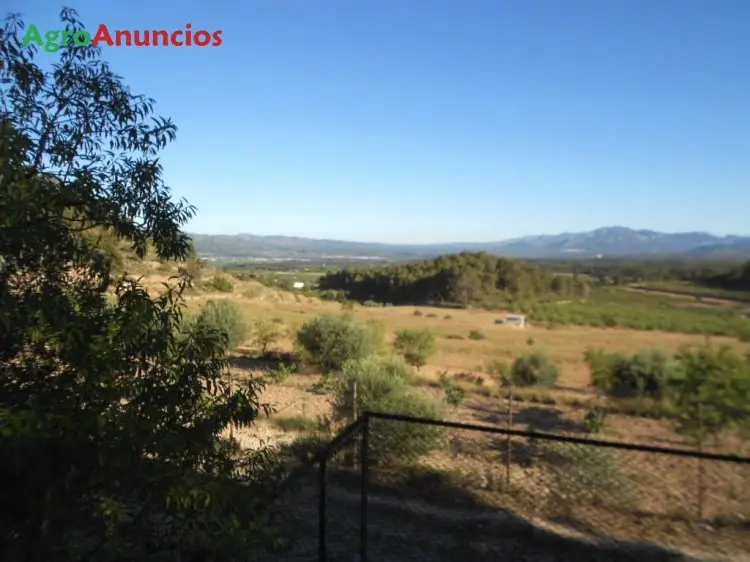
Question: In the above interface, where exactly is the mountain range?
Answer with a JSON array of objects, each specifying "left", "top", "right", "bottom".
[{"left": 189, "top": 227, "right": 750, "bottom": 261}]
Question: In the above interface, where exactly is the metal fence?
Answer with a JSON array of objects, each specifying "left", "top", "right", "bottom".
[
  {"left": 255, "top": 412, "right": 750, "bottom": 561},
  {"left": 252, "top": 417, "right": 368, "bottom": 562},
  {"left": 310, "top": 411, "right": 750, "bottom": 562}
]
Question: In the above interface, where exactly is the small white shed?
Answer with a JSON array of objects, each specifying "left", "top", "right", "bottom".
[
  {"left": 505, "top": 314, "right": 526, "bottom": 328},
  {"left": 292, "top": 281, "right": 305, "bottom": 289}
]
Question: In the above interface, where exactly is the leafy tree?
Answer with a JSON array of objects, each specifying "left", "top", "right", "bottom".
[
  {"left": 252, "top": 318, "right": 281, "bottom": 355},
  {"left": 329, "top": 355, "right": 445, "bottom": 464},
  {"left": 508, "top": 351, "right": 560, "bottom": 388},
  {"left": 584, "top": 347, "right": 683, "bottom": 399},
  {"left": 584, "top": 348, "right": 626, "bottom": 391},
  {"left": 671, "top": 346, "right": 750, "bottom": 447},
  {"left": 393, "top": 328, "right": 436, "bottom": 370},
  {"left": 189, "top": 299, "right": 248, "bottom": 351},
  {"left": 0, "top": 11, "right": 278, "bottom": 561},
  {"left": 295, "top": 313, "right": 383, "bottom": 373},
  {"left": 317, "top": 251, "right": 562, "bottom": 306}
]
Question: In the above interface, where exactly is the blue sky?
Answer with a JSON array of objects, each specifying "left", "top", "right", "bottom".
[{"left": 11, "top": 1, "right": 750, "bottom": 243}]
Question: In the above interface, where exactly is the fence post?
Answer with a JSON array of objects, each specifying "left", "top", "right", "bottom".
[
  {"left": 347, "top": 382, "right": 358, "bottom": 469},
  {"left": 360, "top": 414, "right": 370, "bottom": 562},
  {"left": 228, "top": 369, "right": 234, "bottom": 441},
  {"left": 352, "top": 381, "right": 358, "bottom": 421},
  {"left": 697, "top": 402, "right": 705, "bottom": 520},
  {"left": 319, "top": 455, "right": 327, "bottom": 562},
  {"left": 505, "top": 387, "right": 513, "bottom": 493}
]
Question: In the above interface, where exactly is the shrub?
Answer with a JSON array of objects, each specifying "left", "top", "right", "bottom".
[
  {"left": 413, "top": 310, "right": 423, "bottom": 317},
  {"left": 486, "top": 359, "right": 512, "bottom": 383},
  {"left": 252, "top": 319, "right": 281, "bottom": 355},
  {"left": 584, "top": 406, "right": 609, "bottom": 433},
  {"left": 617, "top": 348, "right": 682, "bottom": 398},
  {"left": 438, "top": 372, "right": 466, "bottom": 409},
  {"left": 508, "top": 351, "right": 560, "bottom": 387},
  {"left": 295, "top": 313, "right": 384, "bottom": 373},
  {"left": 584, "top": 348, "right": 626, "bottom": 391},
  {"left": 362, "top": 300, "right": 382, "bottom": 307},
  {"left": 541, "top": 441, "right": 638, "bottom": 512},
  {"left": 318, "top": 289, "right": 344, "bottom": 302},
  {"left": 468, "top": 330, "right": 486, "bottom": 341},
  {"left": 188, "top": 299, "right": 247, "bottom": 351},
  {"left": 426, "top": 313, "right": 437, "bottom": 318},
  {"left": 444, "top": 334, "right": 465, "bottom": 340},
  {"left": 331, "top": 355, "right": 445, "bottom": 464},
  {"left": 393, "top": 329, "right": 436, "bottom": 371},
  {"left": 585, "top": 347, "right": 683, "bottom": 399},
  {"left": 444, "top": 314, "right": 453, "bottom": 320},
  {"left": 671, "top": 345, "right": 750, "bottom": 445},
  {"left": 207, "top": 275, "right": 233, "bottom": 293},
  {"left": 265, "top": 362, "right": 296, "bottom": 383}
]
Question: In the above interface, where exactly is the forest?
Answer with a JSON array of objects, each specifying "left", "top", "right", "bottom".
[
  {"left": 317, "top": 252, "right": 750, "bottom": 307},
  {"left": 318, "top": 251, "right": 591, "bottom": 306}
]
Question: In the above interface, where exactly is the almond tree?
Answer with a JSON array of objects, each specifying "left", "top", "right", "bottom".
[{"left": 1, "top": 10, "right": 279, "bottom": 561}]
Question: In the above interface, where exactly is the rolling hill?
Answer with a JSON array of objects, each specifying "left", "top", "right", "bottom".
[{"left": 189, "top": 227, "right": 750, "bottom": 261}]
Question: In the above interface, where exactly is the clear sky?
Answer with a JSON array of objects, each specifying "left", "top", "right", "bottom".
[{"left": 11, "top": 1, "right": 750, "bottom": 243}]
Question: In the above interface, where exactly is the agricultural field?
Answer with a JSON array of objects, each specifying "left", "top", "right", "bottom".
[
  {"left": 141, "top": 261, "right": 750, "bottom": 560},
  {"left": 149, "top": 264, "right": 750, "bottom": 438}
]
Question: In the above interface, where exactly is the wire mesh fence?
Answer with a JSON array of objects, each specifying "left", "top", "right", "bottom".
[
  {"left": 255, "top": 412, "right": 750, "bottom": 561},
  {"left": 362, "top": 412, "right": 750, "bottom": 561},
  {"left": 253, "top": 418, "right": 367, "bottom": 562}
]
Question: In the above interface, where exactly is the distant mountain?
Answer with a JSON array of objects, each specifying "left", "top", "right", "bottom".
[{"left": 189, "top": 227, "right": 750, "bottom": 261}]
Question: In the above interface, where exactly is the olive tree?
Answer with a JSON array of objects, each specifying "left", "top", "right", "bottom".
[
  {"left": 0, "top": 10, "right": 279, "bottom": 561},
  {"left": 393, "top": 328, "right": 436, "bottom": 371},
  {"left": 295, "top": 313, "right": 383, "bottom": 373}
]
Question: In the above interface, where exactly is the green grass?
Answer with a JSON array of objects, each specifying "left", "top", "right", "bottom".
[{"left": 524, "top": 287, "right": 750, "bottom": 341}]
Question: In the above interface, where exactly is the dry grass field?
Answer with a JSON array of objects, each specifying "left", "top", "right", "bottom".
[
  {"left": 170, "top": 273, "right": 750, "bottom": 388},
  {"left": 149, "top": 271, "right": 749, "bottom": 450},
  {"left": 136, "top": 267, "right": 750, "bottom": 558}
]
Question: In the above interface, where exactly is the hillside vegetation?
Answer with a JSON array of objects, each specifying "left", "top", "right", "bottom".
[
  {"left": 319, "top": 251, "right": 591, "bottom": 307},
  {"left": 544, "top": 257, "right": 750, "bottom": 294},
  {"left": 316, "top": 252, "right": 750, "bottom": 340}
]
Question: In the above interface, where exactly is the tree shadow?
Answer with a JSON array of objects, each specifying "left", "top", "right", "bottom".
[
  {"left": 265, "top": 420, "right": 750, "bottom": 562},
  {"left": 513, "top": 405, "right": 590, "bottom": 434},
  {"left": 319, "top": 463, "right": 700, "bottom": 562},
  {"left": 491, "top": 436, "right": 544, "bottom": 469},
  {"left": 228, "top": 351, "right": 297, "bottom": 372},
  {"left": 473, "top": 403, "right": 590, "bottom": 435}
]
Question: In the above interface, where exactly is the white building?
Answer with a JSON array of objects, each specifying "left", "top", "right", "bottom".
[
  {"left": 505, "top": 314, "right": 527, "bottom": 328},
  {"left": 292, "top": 281, "right": 305, "bottom": 289}
]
